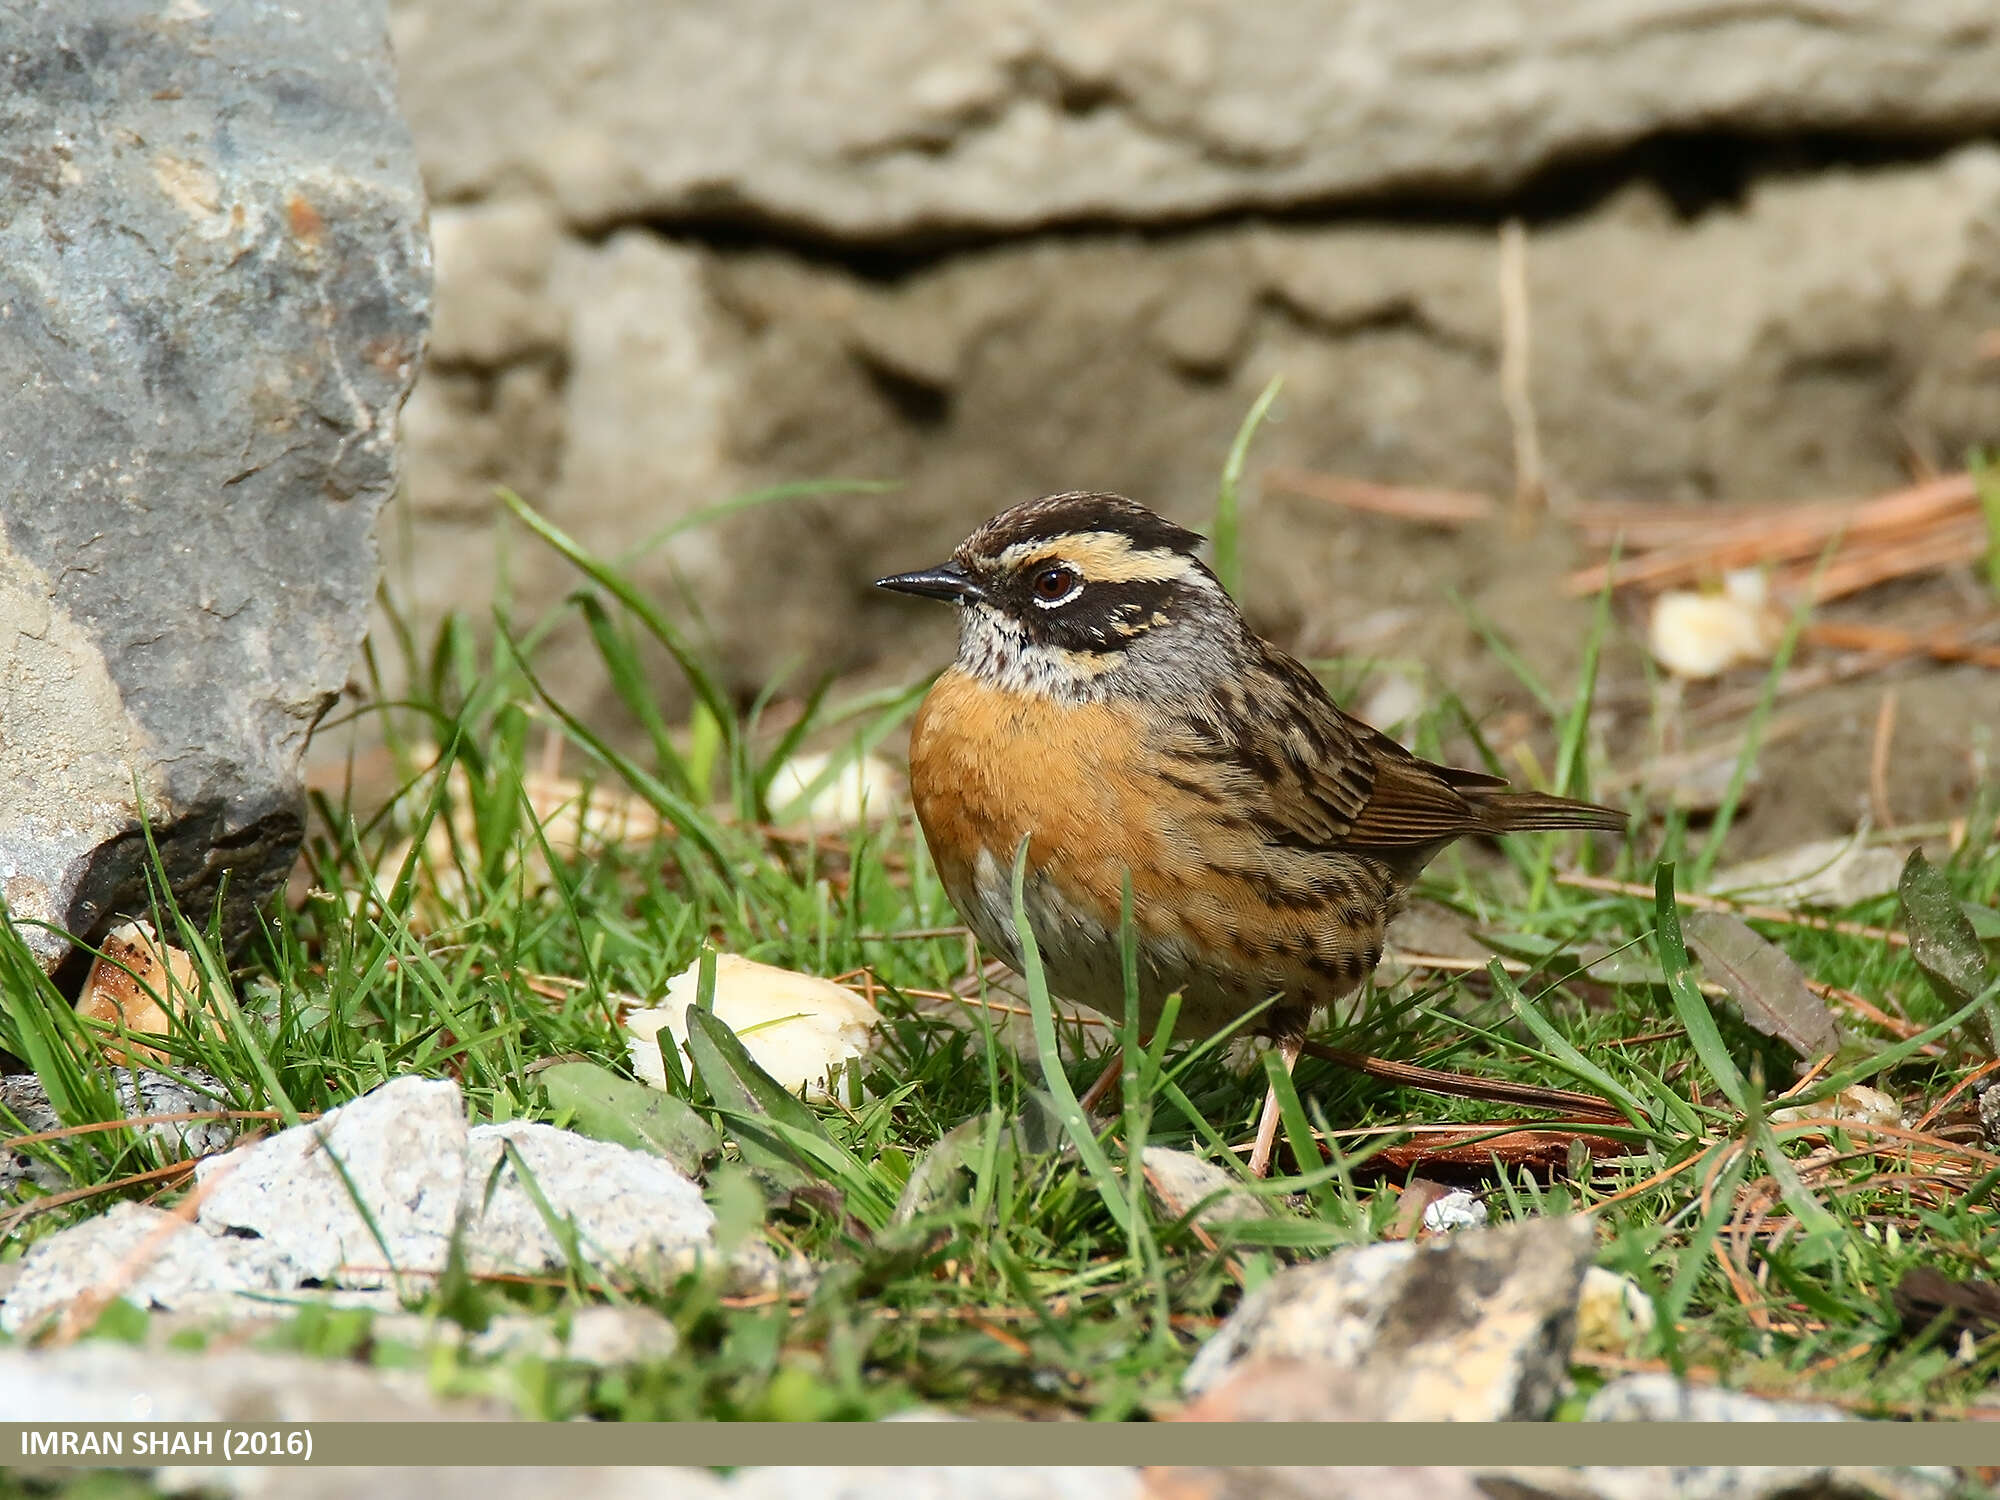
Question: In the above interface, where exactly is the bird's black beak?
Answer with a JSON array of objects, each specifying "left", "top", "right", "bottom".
[{"left": 875, "top": 562, "right": 986, "bottom": 605}]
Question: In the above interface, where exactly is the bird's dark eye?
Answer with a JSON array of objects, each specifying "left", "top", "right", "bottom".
[{"left": 1031, "top": 565, "right": 1077, "bottom": 603}]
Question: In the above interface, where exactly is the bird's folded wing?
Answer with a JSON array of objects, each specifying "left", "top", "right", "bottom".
[{"left": 1190, "top": 651, "right": 1503, "bottom": 852}]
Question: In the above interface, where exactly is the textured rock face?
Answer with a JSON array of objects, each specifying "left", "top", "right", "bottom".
[
  {"left": 1180, "top": 1213, "right": 1598, "bottom": 1420},
  {"left": 389, "top": 0, "right": 2000, "bottom": 236},
  {"left": 0, "top": 1, "right": 431, "bottom": 967},
  {"left": 396, "top": 148, "right": 2000, "bottom": 713},
  {"left": 0, "top": 1075, "right": 720, "bottom": 1335}
]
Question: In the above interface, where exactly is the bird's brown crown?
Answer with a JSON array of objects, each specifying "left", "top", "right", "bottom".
[
  {"left": 958, "top": 492, "right": 1229, "bottom": 654},
  {"left": 958, "top": 491, "right": 1207, "bottom": 567}
]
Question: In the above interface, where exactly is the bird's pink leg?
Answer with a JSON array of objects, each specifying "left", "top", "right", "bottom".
[
  {"left": 1077, "top": 1050, "right": 1124, "bottom": 1115},
  {"left": 1245, "top": 1035, "right": 1304, "bottom": 1178}
]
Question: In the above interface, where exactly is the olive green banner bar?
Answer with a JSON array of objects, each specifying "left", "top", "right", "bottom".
[{"left": 5, "top": 1422, "right": 2000, "bottom": 1468}]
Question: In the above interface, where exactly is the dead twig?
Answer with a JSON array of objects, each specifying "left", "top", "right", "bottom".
[
  {"left": 1804, "top": 618, "right": 2000, "bottom": 671},
  {"left": 1262, "top": 467, "right": 1496, "bottom": 526},
  {"left": 1297, "top": 1038, "right": 1624, "bottom": 1122},
  {"left": 1871, "top": 687, "right": 1899, "bottom": 831},
  {"left": 1790, "top": 516, "right": 1990, "bottom": 604},
  {"left": 1565, "top": 473, "right": 1977, "bottom": 597},
  {"left": 1361, "top": 1125, "right": 1629, "bottom": 1173},
  {"left": 1912, "top": 1058, "right": 2000, "bottom": 1133},
  {"left": 0, "top": 1159, "right": 196, "bottom": 1240},
  {"left": 1804, "top": 982, "right": 1934, "bottom": 1050}
]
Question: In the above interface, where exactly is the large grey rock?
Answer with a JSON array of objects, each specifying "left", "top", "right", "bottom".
[
  {"left": 0, "top": 0, "right": 431, "bottom": 970},
  {"left": 389, "top": 0, "right": 2000, "bottom": 236},
  {"left": 389, "top": 148, "right": 2000, "bottom": 730},
  {"left": 1182, "top": 1214, "right": 1597, "bottom": 1420}
]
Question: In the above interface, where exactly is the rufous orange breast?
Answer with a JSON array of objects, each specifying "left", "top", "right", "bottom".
[{"left": 908, "top": 666, "right": 1392, "bottom": 1037}]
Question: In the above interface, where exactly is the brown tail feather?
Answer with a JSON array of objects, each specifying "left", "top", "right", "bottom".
[{"left": 1473, "top": 790, "right": 1627, "bottom": 834}]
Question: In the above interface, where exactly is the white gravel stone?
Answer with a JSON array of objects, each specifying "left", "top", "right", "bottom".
[
  {"left": 1419, "top": 1188, "right": 1489, "bottom": 1235},
  {"left": 460, "top": 1119, "right": 716, "bottom": 1275},
  {"left": 194, "top": 1076, "right": 470, "bottom": 1285},
  {"left": 0, "top": 1202, "right": 294, "bottom": 1336},
  {"left": 1, "top": 1075, "right": 723, "bottom": 1351}
]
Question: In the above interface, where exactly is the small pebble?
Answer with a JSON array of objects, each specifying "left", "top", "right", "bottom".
[{"left": 1419, "top": 1189, "right": 1489, "bottom": 1234}]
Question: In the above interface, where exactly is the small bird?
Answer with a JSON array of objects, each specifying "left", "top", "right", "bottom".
[{"left": 878, "top": 492, "right": 1625, "bottom": 1176}]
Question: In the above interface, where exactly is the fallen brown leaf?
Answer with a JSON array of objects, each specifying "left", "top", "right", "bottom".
[
  {"left": 75, "top": 921, "right": 216, "bottom": 1068},
  {"left": 1684, "top": 910, "right": 1841, "bottom": 1061},
  {"left": 1361, "top": 1126, "right": 1629, "bottom": 1176}
]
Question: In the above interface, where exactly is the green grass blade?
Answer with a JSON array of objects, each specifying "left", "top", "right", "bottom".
[
  {"left": 1741, "top": 1066, "right": 1841, "bottom": 1251},
  {"left": 1009, "top": 838, "right": 1136, "bottom": 1239},
  {"left": 683, "top": 1007, "right": 893, "bottom": 1228},
  {"left": 506, "top": 639, "right": 731, "bottom": 872},
  {"left": 1266, "top": 1050, "right": 1325, "bottom": 1197},
  {"left": 496, "top": 487, "right": 736, "bottom": 742},
  {"left": 539, "top": 1059, "right": 718, "bottom": 1178},
  {"left": 1656, "top": 1141, "right": 1747, "bottom": 1374},
  {"left": 1973, "top": 449, "right": 2000, "bottom": 603},
  {"left": 1211, "top": 375, "right": 1283, "bottom": 601},
  {"left": 1486, "top": 963, "right": 1660, "bottom": 1132},
  {"left": 1529, "top": 550, "right": 1616, "bottom": 906},
  {"left": 1447, "top": 588, "right": 1558, "bottom": 721},
  {"left": 572, "top": 591, "right": 695, "bottom": 799},
  {"left": 1653, "top": 862, "right": 1752, "bottom": 1115}
]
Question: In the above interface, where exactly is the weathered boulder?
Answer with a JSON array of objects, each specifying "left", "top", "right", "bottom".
[
  {"left": 1181, "top": 1213, "right": 1598, "bottom": 1420},
  {"left": 0, "top": 0, "right": 430, "bottom": 969},
  {"left": 389, "top": 0, "right": 2000, "bottom": 237}
]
